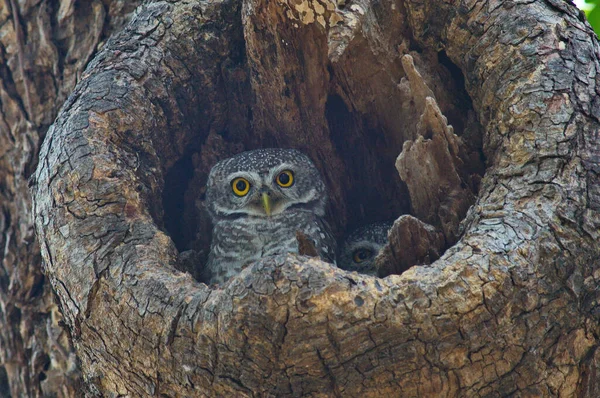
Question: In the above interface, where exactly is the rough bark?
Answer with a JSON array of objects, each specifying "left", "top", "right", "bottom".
[
  {"left": 383, "top": 56, "right": 479, "bottom": 272},
  {"left": 24, "top": 0, "right": 600, "bottom": 397},
  {"left": 0, "top": 1, "right": 142, "bottom": 396},
  {"left": 396, "top": 85, "right": 475, "bottom": 245},
  {"left": 376, "top": 214, "right": 445, "bottom": 277}
]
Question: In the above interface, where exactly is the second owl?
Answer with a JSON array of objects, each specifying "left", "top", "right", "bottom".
[{"left": 204, "top": 148, "right": 336, "bottom": 284}]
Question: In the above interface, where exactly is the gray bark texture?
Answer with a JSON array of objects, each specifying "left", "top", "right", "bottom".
[
  {"left": 0, "top": 1, "right": 142, "bottom": 396},
  {"left": 5, "top": 0, "right": 599, "bottom": 396}
]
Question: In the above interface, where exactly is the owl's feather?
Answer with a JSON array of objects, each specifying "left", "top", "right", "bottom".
[
  {"left": 203, "top": 148, "right": 336, "bottom": 284},
  {"left": 338, "top": 222, "right": 392, "bottom": 276}
]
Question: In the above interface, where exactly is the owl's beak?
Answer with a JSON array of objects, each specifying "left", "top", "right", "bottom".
[{"left": 262, "top": 192, "right": 272, "bottom": 216}]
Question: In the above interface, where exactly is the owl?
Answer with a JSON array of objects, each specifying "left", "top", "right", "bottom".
[
  {"left": 204, "top": 148, "right": 336, "bottom": 284},
  {"left": 338, "top": 222, "right": 393, "bottom": 276}
]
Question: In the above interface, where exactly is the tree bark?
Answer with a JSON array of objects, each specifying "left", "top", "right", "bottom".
[
  {"left": 0, "top": 1, "right": 142, "bottom": 396},
  {"left": 21, "top": 0, "right": 600, "bottom": 397}
]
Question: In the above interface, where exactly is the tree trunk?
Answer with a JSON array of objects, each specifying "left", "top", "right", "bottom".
[
  {"left": 0, "top": 1, "right": 142, "bottom": 396},
  {"left": 11, "top": 0, "right": 600, "bottom": 396}
]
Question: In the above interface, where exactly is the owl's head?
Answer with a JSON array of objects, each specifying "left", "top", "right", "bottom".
[
  {"left": 205, "top": 148, "right": 327, "bottom": 219},
  {"left": 338, "top": 222, "right": 392, "bottom": 275}
]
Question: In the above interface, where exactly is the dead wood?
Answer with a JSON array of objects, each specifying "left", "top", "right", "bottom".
[{"left": 376, "top": 215, "right": 445, "bottom": 277}]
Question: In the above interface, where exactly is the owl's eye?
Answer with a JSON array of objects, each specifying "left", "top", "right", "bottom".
[
  {"left": 276, "top": 170, "right": 294, "bottom": 188},
  {"left": 352, "top": 248, "right": 373, "bottom": 263},
  {"left": 231, "top": 177, "right": 251, "bottom": 196}
]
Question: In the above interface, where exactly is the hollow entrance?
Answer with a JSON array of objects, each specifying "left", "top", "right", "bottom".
[{"left": 161, "top": 29, "right": 485, "bottom": 280}]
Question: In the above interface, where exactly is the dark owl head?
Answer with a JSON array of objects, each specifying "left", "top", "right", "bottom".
[
  {"left": 338, "top": 222, "right": 393, "bottom": 276},
  {"left": 205, "top": 148, "right": 327, "bottom": 220}
]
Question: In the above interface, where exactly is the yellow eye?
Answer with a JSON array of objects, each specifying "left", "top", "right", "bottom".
[
  {"left": 231, "top": 177, "right": 251, "bottom": 196},
  {"left": 276, "top": 170, "right": 294, "bottom": 188},
  {"left": 353, "top": 249, "right": 373, "bottom": 263}
]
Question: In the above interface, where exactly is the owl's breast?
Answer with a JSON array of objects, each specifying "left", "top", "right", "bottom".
[
  {"left": 207, "top": 211, "right": 335, "bottom": 284},
  {"left": 255, "top": 215, "right": 302, "bottom": 257}
]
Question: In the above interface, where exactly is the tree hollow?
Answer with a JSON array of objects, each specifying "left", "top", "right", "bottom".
[{"left": 32, "top": 0, "right": 600, "bottom": 395}]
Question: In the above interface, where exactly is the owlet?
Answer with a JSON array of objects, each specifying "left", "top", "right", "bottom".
[
  {"left": 338, "top": 222, "right": 392, "bottom": 276},
  {"left": 204, "top": 148, "right": 336, "bottom": 284}
]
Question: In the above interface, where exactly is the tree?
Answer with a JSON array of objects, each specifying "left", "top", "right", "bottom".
[
  {"left": 0, "top": 1, "right": 143, "bottom": 396},
  {"left": 2, "top": 0, "right": 600, "bottom": 395}
]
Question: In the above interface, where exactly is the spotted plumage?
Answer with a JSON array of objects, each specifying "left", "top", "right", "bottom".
[
  {"left": 204, "top": 148, "right": 336, "bottom": 284},
  {"left": 338, "top": 222, "right": 392, "bottom": 276}
]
